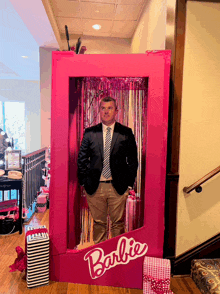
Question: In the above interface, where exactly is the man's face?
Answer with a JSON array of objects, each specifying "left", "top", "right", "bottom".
[{"left": 100, "top": 101, "right": 118, "bottom": 126}]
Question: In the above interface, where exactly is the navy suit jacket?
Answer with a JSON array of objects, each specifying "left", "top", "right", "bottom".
[{"left": 77, "top": 122, "right": 138, "bottom": 196}]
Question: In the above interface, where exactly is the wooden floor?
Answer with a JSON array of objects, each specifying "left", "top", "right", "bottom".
[{"left": 0, "top": 210, "right": 201, "bottom": 294}]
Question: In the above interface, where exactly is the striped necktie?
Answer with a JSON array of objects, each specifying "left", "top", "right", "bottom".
[{"left": 102, "top": 127, "right": 112, "bottom": 179}]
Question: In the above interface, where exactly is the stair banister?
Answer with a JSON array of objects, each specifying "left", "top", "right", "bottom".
[{"left": 183, "top": 165, "right": 220, "bottom": 193}]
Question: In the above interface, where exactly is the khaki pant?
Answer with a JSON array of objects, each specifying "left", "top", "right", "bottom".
[{"left": 85, "top": 182, "right": 129, "bottom": 244}]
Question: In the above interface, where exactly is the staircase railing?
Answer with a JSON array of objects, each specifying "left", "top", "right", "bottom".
[
  {"left": 22, "top": 148, "right": 47, "bottom": 216},
  {"left": 183, "top": 165, "right": 220, "bottom": 193}
]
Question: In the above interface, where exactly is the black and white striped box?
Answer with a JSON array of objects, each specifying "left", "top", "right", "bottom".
[{"left": 26, "top": 225, "right": 49, "bottom": 288}]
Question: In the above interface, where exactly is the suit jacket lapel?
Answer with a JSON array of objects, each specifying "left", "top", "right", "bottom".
[
  {"left": 96, "top": 123, "right": 103, "bottom": 160},
  {"left": 111, "top": 122, "right": 119, "bottom": 153}
]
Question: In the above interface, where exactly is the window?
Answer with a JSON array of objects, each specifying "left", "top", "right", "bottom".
[{"left": 0, "top": 101, "right": 25, "bottom": 154}]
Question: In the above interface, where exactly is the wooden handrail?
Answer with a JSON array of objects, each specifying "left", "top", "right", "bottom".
[
  {"left": 22, "top": 147, "right": 47, "bottom": 159},
  {"left": 183, "top": 165, "right": 220, "bottom": 193}
]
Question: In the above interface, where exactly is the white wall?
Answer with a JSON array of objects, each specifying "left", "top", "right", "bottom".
[
  {"left": 131, "top": 0, "right": 167, "bottom": 53},
  {"left": 40, "top": 37, "right": 132, "bottom": 148},
  {"left": 176, "top": 1, "right": 220, "bottom": 255},
  {"left": 66, "top": 36, "right": 131, "bottom": 54},
  {"left": 40, "top": 47, "right": 53, "bottom": 149}
]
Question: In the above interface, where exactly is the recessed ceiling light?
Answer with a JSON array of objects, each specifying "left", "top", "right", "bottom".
[
  {"left": 92, "top": 24, "right": 101, "bottom": 30},
  {"left": 22, "top": 56, "right": 28, "bottom": 58}
]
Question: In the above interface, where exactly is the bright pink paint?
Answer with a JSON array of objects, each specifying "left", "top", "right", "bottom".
[
  {"left": 84, "top": 237, "right": 148, "bottom": 279},
  {"left": 50, "top": 51, "right": 171, "bottom": 288}
]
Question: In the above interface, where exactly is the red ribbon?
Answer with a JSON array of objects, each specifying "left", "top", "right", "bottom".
[
  {"left": 143, "top": 275, "right": 173, "bottom": 294},
  {"left": 9, "top": 228, "right": 48, "bottom": 273},
  {"left": 25, "top": 228, "right": 48, "bottom": 253},
  {"left": 25, "top": 228, "right": 48, "bottom": 238},
  {"left": 128, "top": 190, "right": 136, "bottom": 200},
  {"left": 9, "top": 246, "right": 27, "bottom": 272}
]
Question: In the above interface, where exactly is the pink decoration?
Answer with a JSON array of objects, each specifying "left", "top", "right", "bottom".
[
  {"left": 126, "top": 197, "right": 136, "bottom": 232},
  {"left": 85, "top": 237, "right": 148, "bottom": 279},
  {"left": 129, "top": 190, "right": 136, "bottom": 199},
  {"left": 79, "top": 46, "right": 87, "bottom": 54},
  {"left": 143, "top": 256, "right": 173, "bottom": 294},
  {"left": 36, "top": 195, "right": 47, "bottom": 213},
  {"left": 25, "top": 228, "right": 48, "bottom": 254},
  {"left": 9, "top": 246, "right": 27, "bottom": 272},
  {"left": 25, "top": 228, "right": 48, "bottom": 239},
  {"left": 37, "top": 194, "right": 47, "bottom": 204},
  {"left": 0, "top": 200, "right": 17, "bottom": 213},
  {"left": 9, "top": 228, "right": 49, "bottom": 273},
  {"left": 0, "top": 202, "right": 28, "bottom": 220},
  {"left": 36, "top": 206, "right": 47, "bottom": 213},
  {"left": 50, "top": 51, "right": 171, "bottom": 288},
  {"left": 143, "top": 275, "right": 173, "bottom": 294},
  {"left": 80, "top": 76, "right": 146, "bottom": 241},
  {"left": 40, "top": 186, "right": 49, "bottom": 195},
  {"left": 0, "top": 210, "right": 18, "bottom": 220}
]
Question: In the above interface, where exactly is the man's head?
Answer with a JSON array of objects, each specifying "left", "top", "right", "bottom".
[{"left": 99, "top": 97, "right": 118, "bottom": 126}]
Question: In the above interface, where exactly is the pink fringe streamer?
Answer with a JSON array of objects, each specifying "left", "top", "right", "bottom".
[{"left": 78, "top": 77, "right": 148, "bottom": 244}]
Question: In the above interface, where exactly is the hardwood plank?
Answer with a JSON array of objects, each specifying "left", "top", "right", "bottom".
[
  {"left": 0, "top": 210, "right": 201, "bottom": 293},
  {"left": 67, "top": 282, "right": 80, "bottom": 294},
  {"left": 171, "top": 276, "right": 201, "bottom": 294}
]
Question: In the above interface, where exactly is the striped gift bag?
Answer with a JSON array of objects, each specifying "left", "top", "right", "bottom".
[{"left": 26, "top": 225, "right": 49, "bottom": 288}]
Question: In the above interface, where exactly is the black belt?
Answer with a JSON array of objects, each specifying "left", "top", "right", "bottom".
[{"left": 100, "top": 180, "right": 112, "bottom": 183}]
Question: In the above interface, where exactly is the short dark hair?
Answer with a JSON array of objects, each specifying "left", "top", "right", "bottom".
[{"left": 99, "top": 97, "right": 117, "bottom": 110}]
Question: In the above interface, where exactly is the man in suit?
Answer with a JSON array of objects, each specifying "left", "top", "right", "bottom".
[{"left": 77, "top": 96, "right": 138, "bottom": 244}]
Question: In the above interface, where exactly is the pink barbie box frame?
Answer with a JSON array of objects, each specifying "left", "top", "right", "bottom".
[{"left": 50, "top": 50, "right": 171, "bottom": 289}]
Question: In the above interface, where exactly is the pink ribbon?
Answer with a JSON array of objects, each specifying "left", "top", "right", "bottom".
[
  {"left": 143, "top": 275, "right": 173, "bottom": 294},
  {"left": 128, "top": 190, "right": 136, "bottom": 200},
  {"left": 9, "top": 228, "right": 48, "bottom": 273},
  {"left": 9, "top": 246, "right": 27, "bottom": 272}
]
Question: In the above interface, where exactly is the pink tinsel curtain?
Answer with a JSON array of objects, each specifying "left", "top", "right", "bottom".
[{"left": 78, "top": 77, "right": 148, "bottom": 247}]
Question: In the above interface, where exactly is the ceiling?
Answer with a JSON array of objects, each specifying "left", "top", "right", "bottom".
[
  {"left": 0, "top": 0, "right": 147, "bottom": 80},
  {"left": 48, "top": 0, "right": 147, "bottom": 41},
  {"left": 0, "top": 0, "right": 59, "bottom": 80}
]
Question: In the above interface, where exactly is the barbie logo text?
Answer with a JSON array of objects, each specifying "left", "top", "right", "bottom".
[{"left": 84, "top": 236, "right": 148, "bottom": 279}]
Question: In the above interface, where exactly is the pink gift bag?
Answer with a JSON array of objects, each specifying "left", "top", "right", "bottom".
[
  {"left": 37, "top": 194, "right": 47, "bottom": 204},
  {"left": 36, "top": 194, "right": 47, "bottom": 213},
  {"left": 40, "top": 187, "right": 49, "bottom": 196},
  {"left": 143, "top": 256, "right": 173, "bottom": 294}
]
